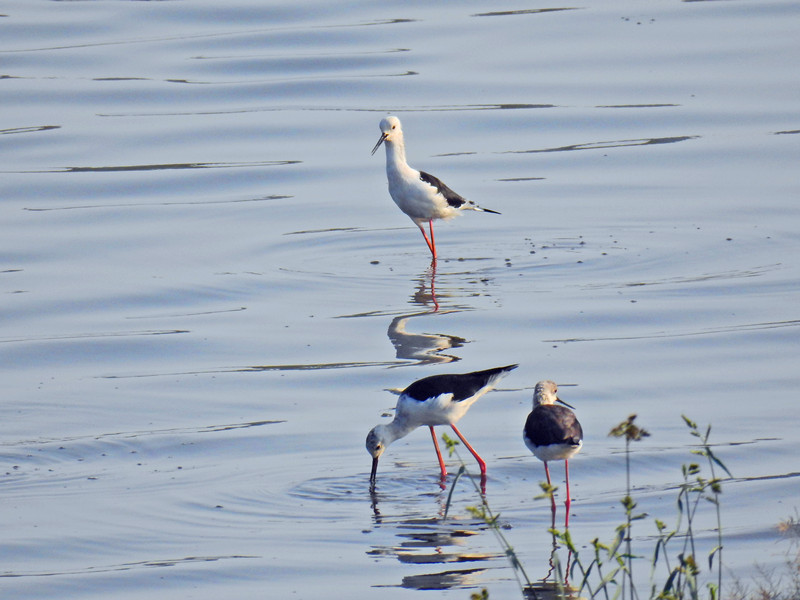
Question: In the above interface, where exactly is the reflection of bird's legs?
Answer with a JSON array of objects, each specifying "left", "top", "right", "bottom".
[
  {"left": 428, "top": 259, "right": 439, "bottom": 311},
  {"left": 565, "top": 460, "right": 572, "bottom": 528},
  {"left": 543, "top": 528, "right": 557, "bottom": 582},
  {"left": 565, "top": 546, "right": 574, "bottom": 587}
]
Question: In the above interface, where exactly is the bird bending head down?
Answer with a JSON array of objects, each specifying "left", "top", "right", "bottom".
[
  {"left": 366, "top": 425, "right": 388, "bottom": 484},
  {"left": 366, "top": 364, "right": 518, "bottom": 490}
]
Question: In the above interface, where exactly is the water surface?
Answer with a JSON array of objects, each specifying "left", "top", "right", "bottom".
[{"left": 2, "top": 1, "right": 799, "bottom": 598}]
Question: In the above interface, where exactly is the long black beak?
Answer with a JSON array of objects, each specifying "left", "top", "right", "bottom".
[
  {"left": 370, "top": 456, "right": 379, "bottom": 486},
  {"left": 371, "top": 133, "right": 387, "bottom": 155},
  {"left": 556, "top": 396, "right": 576, "bottom": 410},
  {"left": 556, "top": 396, "right": 575, "bottom": 410}
]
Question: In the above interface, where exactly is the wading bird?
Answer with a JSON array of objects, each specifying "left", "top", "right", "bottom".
[
  {"left": 523, "top": 380, "right": 583, "bottom": 527},
  {"left": 367, "top": 364, "right": 518, "bottom": 490},
  {"left": 371, "top": 116, "right": 500, "bottom": 259}
]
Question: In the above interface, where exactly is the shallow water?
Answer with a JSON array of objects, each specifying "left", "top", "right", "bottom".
[{"left": 2, "top": 0, "right": 799, "bottom": 598}]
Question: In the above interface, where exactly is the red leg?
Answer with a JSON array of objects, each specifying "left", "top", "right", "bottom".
[
  {"left": 429, "top": 426, "right": 447, "bottom": 480},
  {"left": 451, "top": 424, "right": 486, "bottom": 493},
  {"left": 450, "top": 425, "right": 486, "bottom": 476},
  {"left": 427, "top": 219, "right": 437, "bottom": 258},
  {"left": 416, "top": 223, "right": 437, "bottom": 258},
  {"left": 564, "top": 460, "right": 572, "bottom": 528}
]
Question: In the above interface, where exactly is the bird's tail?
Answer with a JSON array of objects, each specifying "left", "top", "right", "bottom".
[{"left": 479, "top": 364, "right": 518, "bottom": 387}]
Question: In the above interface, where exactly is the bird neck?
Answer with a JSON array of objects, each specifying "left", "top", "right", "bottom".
[
  {"left": 381, "top": 417, "right": 416, "bottom": 446},
  {"left": 384, "top": 138, "right": 408, "bottom": 173}
]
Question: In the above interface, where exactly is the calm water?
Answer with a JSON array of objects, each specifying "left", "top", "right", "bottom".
[{"left": 2, "top": 0, "right": 799, "bottom": 598}]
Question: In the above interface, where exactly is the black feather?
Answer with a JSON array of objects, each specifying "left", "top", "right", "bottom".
[
  {"left": 403, "top": 365, "right": 518, "bottom": 403},
  {"left": 419, "top": 170, "right": 468, "bottom": 209},
  {"left": 525, "top": 405, "right": 583, "bottom": 447}
]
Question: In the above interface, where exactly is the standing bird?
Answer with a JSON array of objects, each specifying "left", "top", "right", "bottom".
[
  {"left": 371, "top": 116, "right": 500, "bottom": 259},
  {"left": 367, "top": 364, "right": 518, "bottom": 490},
  {"left": 523, "top": 380, "right": 583, "bottom": 527}
]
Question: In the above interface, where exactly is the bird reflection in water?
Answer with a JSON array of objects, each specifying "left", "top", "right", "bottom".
[
  {"left": 368, "top": 492, "right": 581, "bottom": 597},
  {"left": 521, "top": 528, "right": 579, "bottom": 599},
  {"left": 366, "top": 507, "right": 495, "bottom": 591},
  {"left": 388, "top": 260, "right": 467, "bottom": 365}
]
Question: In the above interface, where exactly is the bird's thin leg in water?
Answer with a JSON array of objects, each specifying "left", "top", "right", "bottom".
[
  {"left": 450, "top": 424, "right": 487, "bottom": 493},
  {"left": 450, "top": 424, "right": 486, "bottom": 476},
  {"left": 429, "top": 426, "right": 447, "bottom": 480},
  {"left": 416, "top": 222, "right": 436, "bottom": 258},
  {"left": 428, "top": 219, "right": 437, "bottom": 257}
]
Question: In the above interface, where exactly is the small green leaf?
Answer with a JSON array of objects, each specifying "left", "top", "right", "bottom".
[
  {"left": 709, "top": 451, "right": 733, "bottom": 478},
  {"left": 708, "top": 545, "right": 722, "bottom": 570},
  {"left": 663, "top": 567, "right": 680, "bottom": 593},
  {"left": 707, "top": 582, "right": 719, "bottom": 600}
]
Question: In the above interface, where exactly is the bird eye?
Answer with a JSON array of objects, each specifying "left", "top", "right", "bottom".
[{"left": 391, "top": 125, "right": 396, "bottom": 130}]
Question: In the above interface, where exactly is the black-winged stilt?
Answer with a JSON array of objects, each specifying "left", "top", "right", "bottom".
[
  {"left": 367, "top": 364, "right": 518, "bottom": 490},
  {"left": 371, "top": 116, "right": 500, "bottom": 259},
  {"left": 523, "top": 380, "right": 583, "bottom": 527}
]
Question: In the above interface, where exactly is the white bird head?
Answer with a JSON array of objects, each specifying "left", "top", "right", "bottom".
[
  {"left": 371, "top": 115, "right": 403, "bottom": 155},
  {"left": 366, "top": 424, "right": 389, "bottom": 485},
  {"left": 533, "top": 379, "right": 575, "bottom": 409}
]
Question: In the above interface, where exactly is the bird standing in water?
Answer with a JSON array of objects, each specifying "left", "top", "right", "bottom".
[
  {"left": 523, "top": 380, "right": 583, "bottom": 527},
  {"left": 371, "top": 116, "right": 500, "bottom": 259},
  {"left": 366, "top": 364, "right": 517, "bottom": 491}
]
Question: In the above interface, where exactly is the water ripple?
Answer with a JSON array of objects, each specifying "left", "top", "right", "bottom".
[
  {"left": 544, "top": 319, "right": 800, "bottom": 344},
  {"left": 1, "top": 554, "right": 258, "bottom": 579}
]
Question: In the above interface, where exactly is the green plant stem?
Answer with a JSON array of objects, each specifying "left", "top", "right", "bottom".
[
  {"left": 443, "top": 441, "right": 535, "bottom": 596},
  {"left": 626, "top": 435, "right": 634, "bottom": 600}
]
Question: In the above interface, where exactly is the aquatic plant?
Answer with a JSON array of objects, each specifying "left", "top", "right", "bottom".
[
  {"left": 443, "top": 414, "right": 747, "bottom": 600},
  {"left": 554, "top": 414, "right": 728, "bottom": 600},
  {"left": 728, "top": 511, "right": 800, "bottom": 600},
  {"left": 442, "top": 432, "right": 536, "bottom": 598},
  {"left": 609, "top": 413, "right": 651, "bottom": 599}
]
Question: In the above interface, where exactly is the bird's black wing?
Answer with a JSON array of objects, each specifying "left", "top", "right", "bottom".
[
  {"left": 419, "top": 170, "right": 468, "bottom": 209},
  {"left": 404, "top": 365, "right": 517, "bottom": 403},
  {"left": 525, "top": 405, "right": 583, "bottom": 446}
]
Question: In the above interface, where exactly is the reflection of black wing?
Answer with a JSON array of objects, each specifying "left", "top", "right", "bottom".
[
  {"left": 387, "top": 315, "right": 465, "bottom": 364},
  {"left": 404, "top": 365, "right": 518, "bottom": 402},
  {"left": 419, "top": 170, "right": 467, "bottom": 209},
  {"left": 525, "top": 405, "right": 583, "bottom": 446}
]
